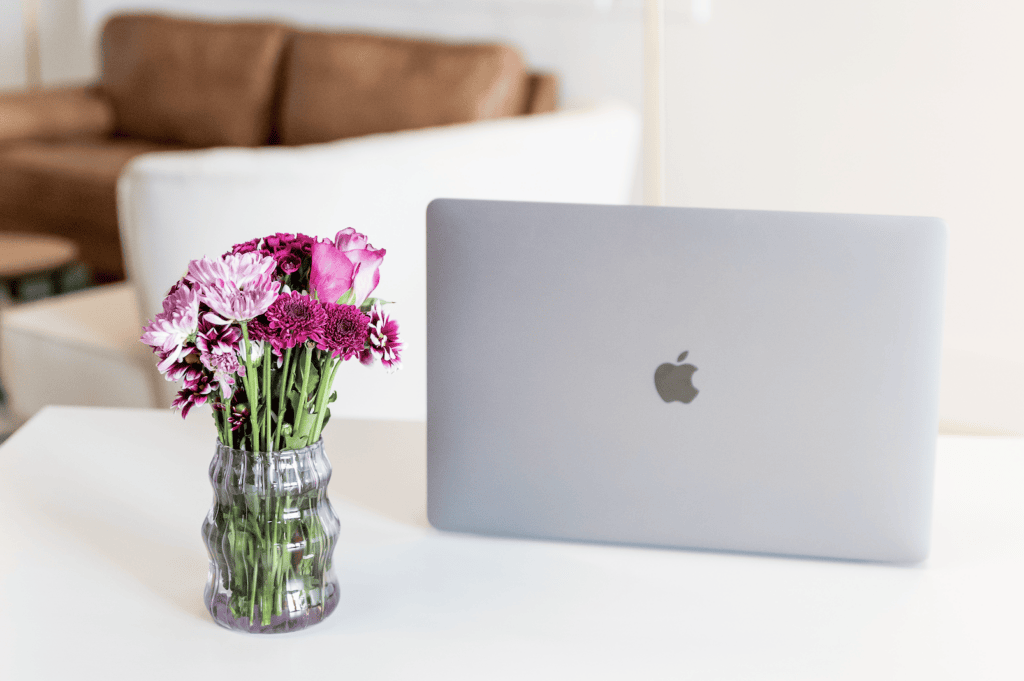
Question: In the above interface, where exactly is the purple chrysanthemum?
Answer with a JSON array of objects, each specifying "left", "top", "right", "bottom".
[
  {"left": 266, "top": 291, "right": 326, "bottom": 350},
  {"left": 246, "top": 314, "right": 276, "bottom": 343},
  {"left": 313, "top": 302, "right": 370, "bottom": 359},
  {"left": 360, "top": 302, "right": 402, "bottom": 373}
]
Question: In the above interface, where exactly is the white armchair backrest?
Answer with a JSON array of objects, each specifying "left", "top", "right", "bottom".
[{"left": 118, "top": 102, "right": 641, "bottom": 420}]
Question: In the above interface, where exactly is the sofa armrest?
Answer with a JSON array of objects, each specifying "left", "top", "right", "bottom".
[
  {"left": 118, "top": 102, "right": 641, "bottom": 419},
  {"left": 0, "top": 86, "right": 115, "bottom": 145}
]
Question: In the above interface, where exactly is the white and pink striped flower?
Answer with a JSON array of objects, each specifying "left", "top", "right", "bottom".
[
  {"left": 360, "top": 301, "right": 402, "bottom": 373},
  {"left": 141, "top": 281, "right": 200, "bottom": 375}
]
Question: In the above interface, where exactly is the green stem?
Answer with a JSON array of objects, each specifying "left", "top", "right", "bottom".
[
  {"left": 310, "top": 356, "right": 342, "bottom": 443},
  {"left": 213, "top": 395, "right": 234, "bottom": 449},
  {"left": 294, "top": 344, "right": 314, "bottom": 438},
  {"left": 273, "top": 493, "right": 282, "bottom": 616},
  {"left": 240, "top": 322, "right": 259, "bottom": 450},
  {"left": 249, "top": 554, "right": 259, "bottom": 624},
  {"left": 263, "top": 350, "right": 272, "bottom": 452},
  {"left": 211, "top": 396, "right": 225, "bottom": 444},
  {"left": 262, "top": 454, "right": 273, "bottom": 625},
  {"left": 274, "top": 347, "right": 294, "bottom": 450},
  {"left": 220, "top": 400, "right": 229, "bottom": 444}
]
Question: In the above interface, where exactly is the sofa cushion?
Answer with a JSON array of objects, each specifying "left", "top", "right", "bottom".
[
  {"left": 0, "top": 86, "right": 114, "bottom": 145},
  {"left": 278, "top": 32, "right": 528, "bottom": 145},
  {"left": 0, "top": 139, "right": 189, "bottom": 281},
  {"left": 100, "top": 14, "right": 288, "bottom": 147},
  {"left": 523, "top": 73, "right": 559, "bottom": 115}
]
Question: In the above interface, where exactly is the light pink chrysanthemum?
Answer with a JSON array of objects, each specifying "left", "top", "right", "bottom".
[
  {"left": 199, "top": 352, "right": 242, "bottom": 399},
  {"left": 141, "top": 281, "right": 200, "bottom": 374},
  {"left": 187, "top": 252, "right": 276, "bottom": 290},
  {"left": 360, "top": 301, "right": 402, "bottom": 373},
  {"left": 186, "top": 252, "right": 281, "bottom": 324}
]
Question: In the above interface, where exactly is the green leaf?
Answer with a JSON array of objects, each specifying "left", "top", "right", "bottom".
[
  {"left": 281, "top": 411, "right": 315, "bottom": 450},
  {"left": 306, "top": 364, "right": 321, "bottom": 391},
  {"left": 282, "top": 432, "right": 308, "bottom": 450},
  {"left": 335, "top": 288, "right": 356, "bottom": 305},
  {"left": 359, "top": 297, "right": 393, "bottom": 313}
]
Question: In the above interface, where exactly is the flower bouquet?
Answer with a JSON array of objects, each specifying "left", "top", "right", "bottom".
[{"left": 141, "top": 228, "right": 401, "bottom": 633}]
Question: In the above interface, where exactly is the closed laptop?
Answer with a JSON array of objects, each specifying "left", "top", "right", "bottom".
[{"left": 426, "top": 199, "right": 946, "bottom": 562}]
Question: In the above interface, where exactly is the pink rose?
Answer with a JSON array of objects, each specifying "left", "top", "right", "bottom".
[{"left": 310, "top": 228, "right": 385, "bottom": 306}]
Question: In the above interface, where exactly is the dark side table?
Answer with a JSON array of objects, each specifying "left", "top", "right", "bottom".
[
  {"left": 0, "top": 233, "right": 81, "bottom": 439},
  {"left": 0, "top": 233, "right": 83, "bottom": 303}
]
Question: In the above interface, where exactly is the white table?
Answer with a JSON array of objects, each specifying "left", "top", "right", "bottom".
[{"left": 1, "top": 406, "right": 1021, "bottom": 680}]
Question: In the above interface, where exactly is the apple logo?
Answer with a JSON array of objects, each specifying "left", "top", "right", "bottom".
[{"left": 654, "top": 351, "right": 699, "bottom": 404}]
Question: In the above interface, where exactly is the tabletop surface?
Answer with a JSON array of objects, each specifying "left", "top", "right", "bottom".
[
  {"left": 1, "top": 406, "right": 1021, "bottom": 680},
  {"left": 0, "top": 233, "right": 79, "bottom": 279}
]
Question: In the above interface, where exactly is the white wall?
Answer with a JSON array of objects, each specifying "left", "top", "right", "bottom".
[
  {"left": 5, "top": 0, "right": 1024, "bottom": 433},
  {"left": 0, "top": 0, "right": 29, "bottom": 89},
  {"left": 0, "top": 0, "right": 94, "bottom": 88},
  {"left": 665, "top": 1, "right": 1024, "bottom": 433}
]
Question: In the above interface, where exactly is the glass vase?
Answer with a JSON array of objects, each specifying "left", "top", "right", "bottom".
[{"left": 201, "top": 438, "right": 341, "bottom": 633}]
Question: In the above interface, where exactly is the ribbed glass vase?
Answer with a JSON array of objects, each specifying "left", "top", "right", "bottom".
[{"left": 201, "top": 439, "right": 341, "bottom": 633}]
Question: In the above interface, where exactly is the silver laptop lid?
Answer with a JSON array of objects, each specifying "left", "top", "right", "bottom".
[{"left": 427, "top": 199, "right": 946, "bottom": 562}]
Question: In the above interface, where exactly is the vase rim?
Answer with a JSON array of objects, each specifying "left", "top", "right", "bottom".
[{"left": 214, "top": 437, "right": 325, "bottom": 457}]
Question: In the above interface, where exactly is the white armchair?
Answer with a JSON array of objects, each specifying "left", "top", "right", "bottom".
[{"left": 1, "top": 103, "right": 641, "bottom": 422}]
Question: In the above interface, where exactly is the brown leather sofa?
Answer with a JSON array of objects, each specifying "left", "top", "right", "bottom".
[{"left": 0, "top": 13, "right": 558, "bottom": 283}]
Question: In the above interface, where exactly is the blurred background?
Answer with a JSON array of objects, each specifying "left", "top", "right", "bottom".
[{"left": 2, "top": 0, "right": 1022, "bottom": 434}]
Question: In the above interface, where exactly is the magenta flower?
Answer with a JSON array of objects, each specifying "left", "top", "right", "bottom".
[
  {"left": 229, "top": 237, "right": 267, "bottom": 257},
  {"left": 246, "top": 314, "right": 275, "bottom": 342},
  {"left": 228, "top": 403, "right": 250, "bottom": 432},
  {"left": 278, "top": 253, "right": 302, "bottom": 274},
  {"left": 265, "top": 232, "right": 314, "bottom": 256},
  {"left": 186, "top": 252, "right": 281, "bottom": 324},
  {"left": 310, "top": 228, "right": 385, "bottom": 306},
  {"left": 159, "top": 349, "right": 191, "bottom": 382},
  {"left": 265, "top": 291, "right": 326, "bottom": 349},
  {"left": 141, "top": 281, "right": 200, "bottom": 374},
  {"left": 196, "top": 317, "right": 243, "bottom": 356},
  {"left": 360, "top": 302, "right": 402, "bottom": 373},
  {"left": 172, "top": 370, "right": 217, "bottom": 418},
  {"left": 313, "top": 302, "right": 370, "bottom": 359},
  {"left": 264, "top": 233, "right": 314, "bottom": 277},
  {"left": 162, "top": 353, "right": 205, "bottom": 385}
]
